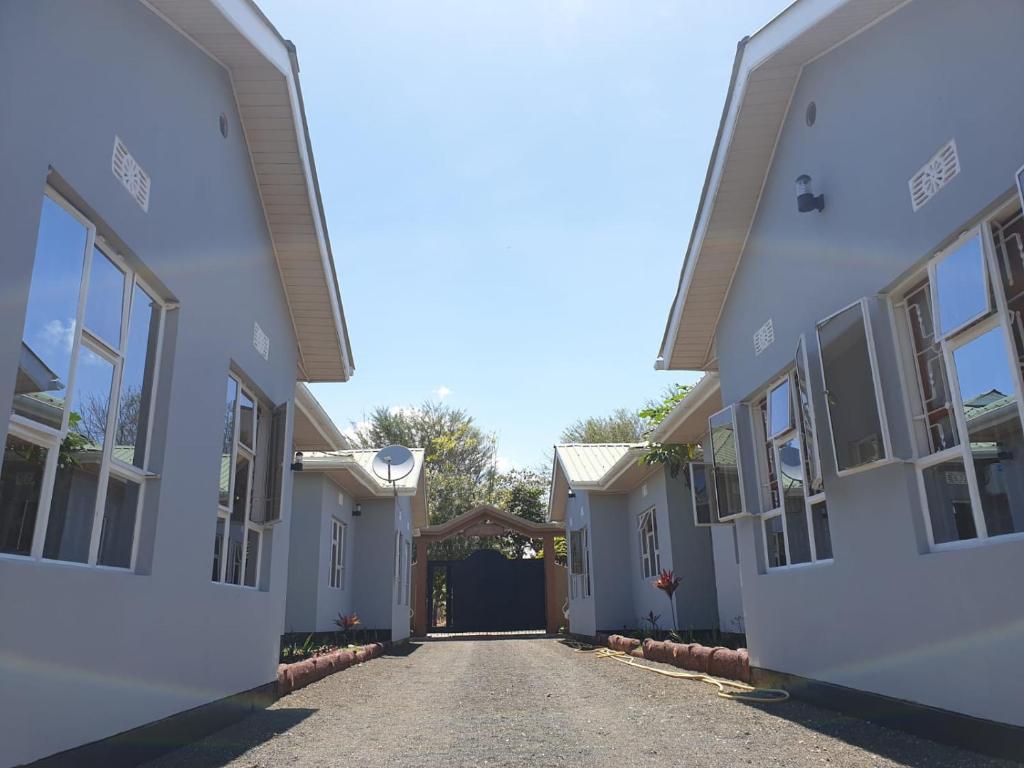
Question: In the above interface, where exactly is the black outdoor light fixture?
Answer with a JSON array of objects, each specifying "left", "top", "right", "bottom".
[
  {"left": 353, "top": 503, "right": 362, "bottom": 517},
  {"left": 568, "top": 489, "right": 576, "bottom": 499},
  {"left": 796, "top": 174, "right": 825, "bottom": 213},
  {"left": 290, "top": 451, "right": 304, "bottom": 471}
]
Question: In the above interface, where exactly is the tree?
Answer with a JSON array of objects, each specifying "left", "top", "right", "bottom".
[
  {"left": 639, "top": 382, "right": 700, "bottom": 477},
  {"left": 559, "top": 407, "right": 646, "bottom": 444},
  {"left": 490, "top": 469, "right": 548, "bottom": 559}
]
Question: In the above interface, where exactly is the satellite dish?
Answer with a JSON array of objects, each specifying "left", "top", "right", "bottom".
[{"left": 372, "top": 445, "right": 415, "bottom": 484}]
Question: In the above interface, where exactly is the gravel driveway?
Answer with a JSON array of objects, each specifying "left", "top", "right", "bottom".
[{"left": 142, "top": 638, "right": 1019, "bottom": 768}]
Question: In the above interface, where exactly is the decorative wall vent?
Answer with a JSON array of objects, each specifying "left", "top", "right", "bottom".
[
  {"left": 753, "top": 319, "right": 775, "bottom": 356},
  {"left": 111, "top": 136, "right": 151, "bottom": 212},
  {"left": 253, "top": 322, "right": 270, "bottom": 361},
  {"left": 909, "top": 140, "right": 959, "bottom": 212}
]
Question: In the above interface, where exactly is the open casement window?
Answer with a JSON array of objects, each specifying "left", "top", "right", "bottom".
[
  {"left": 212, "top": 375, "right": 272, "bottom": 587},
  {"left": 816, "top": 299, "right": 892, "bottom": 474},
  {"left": 568, "top": 526, "right": 591, "bottom": 599},
  {"left": 753, "top": 373, "right": 833, "bottom": 570},
  {"left": 1, "top": 188, "right": 165, "bottom": 568},
  {"left": 794, "top": 336, "right": 825, "bottom": 494},
  {"left": 930, "top": 229, "right": 992, "bottom": 341},
  {"left": 689, "top": 462, "right": 717, "bottom": 526},
  {"left": 708, "top": 406, "right": 746, "bottom": 521},
  {"left": 329, "top": 518, "right": 346, "bottom": 589},
  {"left": 637, "top": 507, "right": 660, "bottom": 579}
]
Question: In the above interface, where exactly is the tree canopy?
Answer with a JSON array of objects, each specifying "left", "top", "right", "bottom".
[{"left": 559, "top": 407, "right": 646, "bottom": 444}]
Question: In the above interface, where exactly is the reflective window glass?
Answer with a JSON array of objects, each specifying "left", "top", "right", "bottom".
[
  {"left": 810, "top": 501, "right": 832, "bottom": 559},
  {"left": 13, "top": 196, "right": 89, "bottom": 429},
  {"left": 690, "top": 462, "right": 713, "bottom": 525},
  {"left": 219, "top": 379, "right": 238, "bottom": 508},
  {"left": 768, "top": 378, "right": 792, "bottom": 438},
  {"left": 97, "top": 475, "right": 141, "bottom": 568},
  {"left": 922, "top": 460, "right": 977, "bottom": 544},
  {"left": 709, "top": 408, "right": 744, "bottom": 519},
  {"left": 952, "top": 327, "right": 1024, "bottom": 538},
  {"left": 795, "top": 338, "right": 824, "bottom": 494},
  {"left": 0, "top": 436, "right": 48, "bottom": 556},
  {"left": 232, "top": 454, "right": 250, "bottom": 522},
  {"left": 212, "top": 518, "right": 225, "bottom": 582},
  {"left": 818, "top": 303, "right": 888, "bottom": 472},
  {"left": 764, "top": 515, "right": 787, "bottom": 568},
  {"left": 238, "top": 391, "right": 255, "bottom": 450},
  {"left": 226, "top": 521, "right": 244, "bottom": 585},
  {"left": 934, "top": 234, "right": 989, "bottom": 338},
  {"left": 244, "top": 529, "right": 260, "bottom": 587},
  {"left": 116, "top": 284, "right": 159, "bottom": 468},
  {"left": 84, "top": 248, "right": 125, "bottom": 349}
]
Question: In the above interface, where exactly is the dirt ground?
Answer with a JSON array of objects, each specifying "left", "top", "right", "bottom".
[{"left": 142, "top": 637, "right": 1020, "bottom": 768}]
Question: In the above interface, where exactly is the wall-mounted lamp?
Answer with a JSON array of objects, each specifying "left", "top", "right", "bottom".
[
  {"left": 567, "top": 489, "right": 576, "bottom": 499},
  {"left": 290, "top": 451, "right": 304, "bottom": 471},
  {"left": 353, "top": 503, "right": 362, "bottom": 517},
  {"left": 795, "top": 174, "right": 825, "bottom": 213}
]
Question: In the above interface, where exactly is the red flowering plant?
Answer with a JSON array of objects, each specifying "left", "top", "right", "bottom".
[
  {"left": 335, "top": 612, "right": 361, "bottom": 647},
  {"left": 652, "top": 570, "right": 682, "bottom": 635}
]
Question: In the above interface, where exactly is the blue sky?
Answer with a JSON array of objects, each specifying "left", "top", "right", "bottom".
[{"left": 260, "top": 0, "right": 782, "bottom": 470}]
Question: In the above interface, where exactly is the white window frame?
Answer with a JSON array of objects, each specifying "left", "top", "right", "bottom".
[
  {"left": 568, "top": 525, "right": 591, "bottom": 600},
  {"left": 752, "top": 371, "right": 833, "bottom": 571},
  {"left": 689, "top": 460, "right": 727, "bottom": 527},
  {"left": 329, "top": 517, "right": 346, "bottom": 589},
  {"left": 213, "top": 375, "right": 266, "bottom": 588},
  {"left": 928, "top": 227, "right": 993, "bottom": 342},
  {"left": 707, "top": 405, "right": 748, "bottom": 522},
  {"left": 815, "top": 298, "right": 895, "bottom": 478},
  {"left": 394, "top": 531, "right": 404, "bottom": 605},
  {"left": 4, "top": 187, "right": 166, "bottom": 572},
  {"left": 637, "top": 507, "right": 660, "bottom": 579},
  {"left": 795, "top": 335, "right": 825, "bottom": 491}
]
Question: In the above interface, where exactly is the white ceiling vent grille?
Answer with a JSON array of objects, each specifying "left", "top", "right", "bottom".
[
  {"left": 909, "top": 140, "right": 959, "bottom": 212},
  {"left": 753, "top": 319, "right": 775, "bottom": 356},
  {"left": 111, "top": 136, "right": 151, "bottom": 212},
  {"left": 253, "top": 322, "right": 270, "bottom": 361}
]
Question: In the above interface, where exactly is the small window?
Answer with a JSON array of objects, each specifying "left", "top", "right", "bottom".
[
  {"left": 84, "top": 247, "right": 126, "bottom": 350},
  {"left": 569, "top": 526, "right": 591, "bottom": 599},
  {"left": 329, "top": 518, "right": 346, "bottom": 589},
  {"left": 689, "top": 462, "right": 715, "bottom": 526},
  {"left": 708, "top": 406, "right": 745, "bottom": 521},
  {"left": 0, "top": 435, "right": 48, "bottom": 556},
  {"left": 768, "top": 378, "right": 793, "bottom": 439},
  {"left": 817, "top": 300, "right": 890, "bottom": 473},
  {"left": 931, "top": 230, "right": 990, "bottom": 339},
  {"left": 637, "top": 507, "right": 660, "bottom": 579}
]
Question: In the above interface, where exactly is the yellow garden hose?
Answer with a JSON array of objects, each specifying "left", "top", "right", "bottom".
[{"left": 566, "top": 640, "right": 789, "bottom": 704}]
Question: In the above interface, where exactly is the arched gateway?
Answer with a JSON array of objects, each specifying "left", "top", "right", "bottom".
[{"left": 412, "top": 505, "right": 566, "bottom": 636}]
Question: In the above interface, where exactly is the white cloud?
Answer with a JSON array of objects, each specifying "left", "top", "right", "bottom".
[
  {"left": 495, "top": 455, "right": 517, "bottom": 472},
  {"left": 434, "top": 386, "right": 452, "bottom": 400},
  {"left": 40, "top": 318, "right": 76, "bottom": 352}
]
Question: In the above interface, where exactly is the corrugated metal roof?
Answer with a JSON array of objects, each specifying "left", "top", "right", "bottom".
[
  {"left": 554, "top": 444, "right": 646, "bottom": 486},
  {"left": 302, "top": 448, "right": 425, "bottom": 494}
]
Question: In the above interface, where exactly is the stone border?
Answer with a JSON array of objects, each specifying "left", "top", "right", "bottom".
[
  {"left": 597, "top": 634, "right": 751, "bottom": 683},
  {"left": 276, "top": 642, "right": 388, "bottom": 696}
]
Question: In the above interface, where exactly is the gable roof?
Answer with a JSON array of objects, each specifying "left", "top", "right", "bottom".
[
  {"left": 656, "top": 0, "right": 909, "bottom": 371},
  {"left": 143, "top": 0, "right": 354, "bottom": 382},
  {"left": 548, "top": 443, "right": 657, "bottom": 523}
]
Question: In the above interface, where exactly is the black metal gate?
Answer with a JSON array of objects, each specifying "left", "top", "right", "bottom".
[{"left": 428, "top": 549, "right": 545, "bottom": 633}]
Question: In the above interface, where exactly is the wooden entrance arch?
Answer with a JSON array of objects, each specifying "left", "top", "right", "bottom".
[{"left": 413, "top": 505, "right": 565, "bottom": 636}]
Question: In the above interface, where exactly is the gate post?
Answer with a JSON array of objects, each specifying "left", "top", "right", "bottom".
[
  {"left": 543, "top": 534, "right": 559, "bottom": 634},
  {"left": 413, "top": 537, "right": 429, "bottom": 636}
]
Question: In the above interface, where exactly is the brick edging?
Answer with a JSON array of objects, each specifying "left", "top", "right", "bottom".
[
  {"left": 596, "top": 634, "right": 751, "bottom": 683},
  {"left": 276, "top": 640, "right": 395, "bottom": 696}
]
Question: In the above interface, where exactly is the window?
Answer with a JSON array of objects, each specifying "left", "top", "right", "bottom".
[
  {"left": 2, "top": 189, "right": 164, "bottom": 568},
  {"left": 211, "top": 374, "right": 270, "bottom": 587},
  {"left": 394, "top": 531, "right": 404, "bottom": 605},
  {"left": 637, "top": 507, "right": 660, "bottom": 579},
  {"left": 795, "top": 336, "right": 824, "bottom": 494},
  {"left": 896, "top": 208, "right": 1024, "bottom": 549},
  {"left": 568, "top": 525, "right": 591, "bottom": 599},
  {"left": 708, "top": 406, "right": 745, "bottom": 520},
  {"left": 329, "top": 518, "right": 346, "bottom": 589},
  {"left": 689, "top": 462, "right": 714, "bottom": 526},
  {"left": 404, "top": 539, "right": 412, "bottom": 606},
  {"left": 752, "top": 369, "right": 833, "bottom": 570},
  {"left": 816, "top": 299, "right": 891, "bottom": 474}
]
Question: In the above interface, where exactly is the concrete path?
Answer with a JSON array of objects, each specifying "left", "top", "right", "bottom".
[{"left": 143, "top": 638, "right": 1018, "bottom": 768}]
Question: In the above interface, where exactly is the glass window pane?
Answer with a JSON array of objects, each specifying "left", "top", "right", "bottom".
[
  {"left": 226, "top": 521, "right": 244, "bottom": 585},
  {"left": 116, "top": 284, "right": 159, "bottom": 468},
  {"left": 758, "top": 400, "right": 779, "bottom": 510},
  {"left": 690, "top": 463, "right": 713, "bottom": 525},
  {"left": 795, "top": 338, "right": 824, "bottom": 494},
  {"left": 219, "top": 378, "right": 238, "bottom": 508},
  {"left": 710, "top": 408, "right": 744, "bottom": 519},
  {"left": 906, "top": 284, "right": 959, "bottom": 453},
  {"left": 769, "top": 378, "right": 792, "bottom": 438},
  {"left": 14, "top": 196, "right": 89, "bottom": 429},
  {"left": 212, "top": 517, "right": 225, "bottom": 582},
  {"left": 232, "top": 454, "right": 250, "bottom": 522},
  {"left": 921, "top": 460, "right": 977, "bottom": 544},
  {"left": 778, "top": 437, "right": 811, "bottom": 564},
  {"left": 244, "top": 529, "right": 260, "bottom": 587},
  {"left": 44, "top": 348, "right": 114, "bottom": 562},
  {"left": 952, "top": 327, "right": 1024, "bottom": 538},
  {"left": 0, "top": 436, "right": 48, "bottom": 556},
  {"left": 97, "top": 475, "right": 140, "bottom": 568},
  {"left": 818, "top": 303, "right": 888, "bottom": 472},
  {"left": 810, "top": 501, "right": 833, "bottom": 559},
  {"left": 934, "top": 234, "right": 989, "bottom": 337},
  {"left": 83, "top": 248, "right": 125, "bottom": 349},
  {"left": 764, "top": 515, "right": 787, "bottom": 568},
  {"left": 238, "top": 391, "right": 255, "bottom": 450}
]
